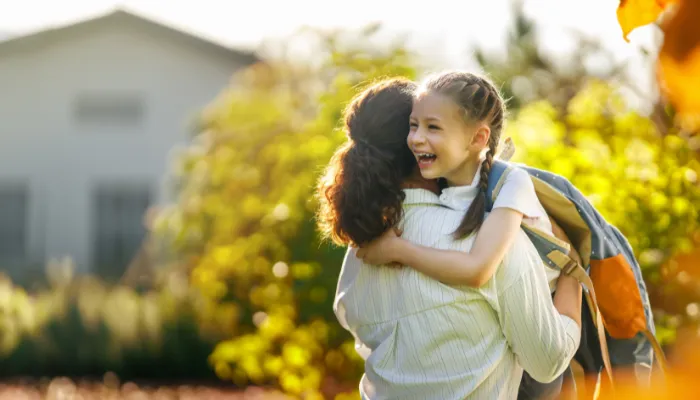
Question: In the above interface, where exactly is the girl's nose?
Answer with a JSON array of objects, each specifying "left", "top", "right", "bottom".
[{"left": 408, "top": 130, "right": 426, "bottom": 148}]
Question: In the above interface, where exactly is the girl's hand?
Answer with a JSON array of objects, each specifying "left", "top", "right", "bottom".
[{"left": 356, "top": 227, "right": 404, "bottom": 266}]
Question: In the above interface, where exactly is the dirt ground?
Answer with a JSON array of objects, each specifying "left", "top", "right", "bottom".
[{"left": 0, "top": 377, "right": 292, "bottom": 400}]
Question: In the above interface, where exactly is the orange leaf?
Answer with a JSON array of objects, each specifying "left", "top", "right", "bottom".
[
  {"left": 658, "top": 0, "right": 700, "bottom": 131},
  {"left": 616, "top": 0, "right": 677, "bottom": 42},
  {"left": 598, "top": 332, "right": 700, "bottom": 399}
]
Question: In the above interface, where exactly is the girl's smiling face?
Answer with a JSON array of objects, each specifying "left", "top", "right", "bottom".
[{"left": 407, "top": 91, "right": 490, "bottom": 186}]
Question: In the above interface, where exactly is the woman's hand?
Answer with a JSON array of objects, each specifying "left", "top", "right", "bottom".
[{"left": 356, "top": 227, "right": 405, "bottom": 266}]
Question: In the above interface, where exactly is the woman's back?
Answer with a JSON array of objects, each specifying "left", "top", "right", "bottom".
[{"left": 335, "top": 189, "right": 523, "bottom": 400}]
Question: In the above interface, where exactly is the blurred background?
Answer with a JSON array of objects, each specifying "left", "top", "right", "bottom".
[{"left": 0, "top": 0, "right": 698, "bottom": 398}]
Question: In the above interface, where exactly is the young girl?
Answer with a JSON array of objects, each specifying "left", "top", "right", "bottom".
[
  {"left": 356, "top": 70, "right": 581, "bottom": 291},
  {"left": 356, "top": 71, "right": 583, "bottom": 399}
]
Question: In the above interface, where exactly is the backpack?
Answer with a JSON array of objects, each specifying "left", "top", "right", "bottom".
[{"left": 485, "top": 157, "right": 667, "bottom": 391}]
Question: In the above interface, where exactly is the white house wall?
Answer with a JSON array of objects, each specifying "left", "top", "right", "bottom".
[{"left": 0, "top": 23, "right": 245, "bottom": 273}]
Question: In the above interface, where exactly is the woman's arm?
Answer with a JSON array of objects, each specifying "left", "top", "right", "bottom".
[
  {"left": 357, "top": 207, "right": 525, "bottom": 286},
  {"left": 497, "top": 231, "right": 581, "bottom": 383}
]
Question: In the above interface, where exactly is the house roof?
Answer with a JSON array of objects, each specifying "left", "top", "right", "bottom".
[{"left": 0, "top": 9, "right": 260, "bottom": 65}]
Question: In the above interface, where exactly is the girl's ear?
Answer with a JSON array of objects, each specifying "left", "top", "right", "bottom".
[{"left": 469, "top": 123, "right": 491, "bottom": 150}]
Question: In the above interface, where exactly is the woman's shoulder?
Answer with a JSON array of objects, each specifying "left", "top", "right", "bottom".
[
  {"left": 402, "top": 188, "right": 441, "bottom": 205},
  {"left": 494, "top": 229, "right": 545, "bottom": 291}
]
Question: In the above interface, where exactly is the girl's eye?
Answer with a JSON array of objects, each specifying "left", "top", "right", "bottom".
[
  {"left": 409, "top": 122, "right": 418, "bottom": 128},
  {"left": 428, "top": 124, "right": 440, "bottom": 130}
]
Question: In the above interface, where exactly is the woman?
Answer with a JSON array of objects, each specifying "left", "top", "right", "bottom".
[{"left": 316, "top": 77, "right": 582, "bottom": 399}]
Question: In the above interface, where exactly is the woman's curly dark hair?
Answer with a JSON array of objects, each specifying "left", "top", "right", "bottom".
[{"left": 316, "top": 78, "right": 417, "bottom": 247}]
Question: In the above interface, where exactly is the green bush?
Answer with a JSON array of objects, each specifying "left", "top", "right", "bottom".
[
  {"left": 506, "top": 81, "right": 700, "bottom": 344},
  {"left": 0, "top": 266, "right": 233, "bottom": 381},
  {"left": 154, "top": 27, "right": 418, "bottom": 398}
]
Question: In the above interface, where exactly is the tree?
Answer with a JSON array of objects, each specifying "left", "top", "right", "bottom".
[
  {"left": 154, "top": 27, "right": 418, "bottom": 398},
  {"left": 506, "top": 80, "right": 700, "bottom": 344},
  {"left": 475, "top": 1, "right": 629, "bottom": 112}
]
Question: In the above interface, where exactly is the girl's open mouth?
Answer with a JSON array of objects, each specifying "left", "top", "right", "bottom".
[{"left": 416, "top": 153, "right": 436, "bottom": 168}]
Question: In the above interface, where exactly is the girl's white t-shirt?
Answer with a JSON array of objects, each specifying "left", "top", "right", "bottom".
[{"left": 438, "top": 165, "right": 560, "bottom": 291}]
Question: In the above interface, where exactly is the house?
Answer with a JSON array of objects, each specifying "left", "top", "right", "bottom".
[{"left": 0, "top": 10, "right": 258, "bottom": 281}]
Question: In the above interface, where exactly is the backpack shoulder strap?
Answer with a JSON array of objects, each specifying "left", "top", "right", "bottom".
[
  {"left": 485, "top": 160, "right": 514, "bottom": 212},
  {"left": 546, "top": 247, "right": 615, "bottom": 390}
]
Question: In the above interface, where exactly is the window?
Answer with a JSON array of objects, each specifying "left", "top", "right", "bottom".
[
  {"left": 0, "top": 184, "right": 28, "bottom": 261},
  {"left": 73, "top": 93, "right": 145, "bottom": 126},
  {"left": 92, "top": 183, "right": 151, "bottom": 278}
]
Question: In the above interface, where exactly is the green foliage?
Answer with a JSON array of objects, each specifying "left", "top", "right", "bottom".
[
  {"left": 507, "top": 80, "right": 700, "bottom": 341},
  {"left": 0, "top": 268, "right": 229, "bottom": 380},
  {"left": 155, "top": 27, "right": 418, "bottom": 398}
]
